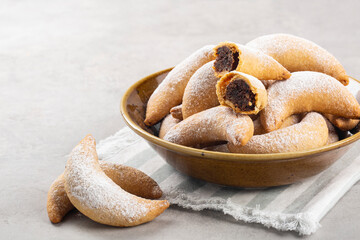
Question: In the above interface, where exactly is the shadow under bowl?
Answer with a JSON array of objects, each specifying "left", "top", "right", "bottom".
[{"left": 120, "top": 68, "right": 360, "bottom": 187}]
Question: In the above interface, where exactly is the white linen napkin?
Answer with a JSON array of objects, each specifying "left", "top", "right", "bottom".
[{"left": 96, "top": 127, "right": 360, "bottom": 235}]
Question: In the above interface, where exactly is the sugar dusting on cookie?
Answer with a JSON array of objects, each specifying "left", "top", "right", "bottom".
[
  {"left": 164, "top": 106, "right": 253, "bottom": 147},
  {"left": 64, "top": 135, "right": 167, "bottom": 224},
  {"left": 182, "top": 61, "right": 220, "bottom": 118},
  {"left": 246, "top": 33, "right": 348, "bottom": 85},
  {"left": 230, "top": 112, "right": 328, "bottom": 153},
  {"left": 145, "top": 45, "right": 215, "bottom": 125},
  {"left": 262, "top": 71, "right": 360, "bottom": 132}
]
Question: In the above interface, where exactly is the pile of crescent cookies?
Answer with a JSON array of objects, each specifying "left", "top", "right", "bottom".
[
  {"left": 47, "top": 33, "right": 360, "bottom": 228},
  {"left": 146, "top": 33, "right": 360, "bottom": 153}
]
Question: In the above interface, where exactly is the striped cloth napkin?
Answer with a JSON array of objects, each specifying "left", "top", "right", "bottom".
[{"left": 96, "top": 127, "right": 360, "bottom": 235}]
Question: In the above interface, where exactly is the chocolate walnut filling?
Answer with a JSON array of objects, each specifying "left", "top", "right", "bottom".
[
  {"left": 214, "top": 46, "right": 239, "bottom": 73},
  {"left": 225, "top": 79, "right": 256, "bottom": 111}
]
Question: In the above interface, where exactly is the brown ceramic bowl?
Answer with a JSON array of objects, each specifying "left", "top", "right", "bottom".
[{"left": 120, "top": 68, "right": 360, "bottom": 187}]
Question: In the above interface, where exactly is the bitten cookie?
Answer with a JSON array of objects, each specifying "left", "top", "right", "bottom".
[
  {"left": 64, "top": 135, "right": 169, "bottom": 227},
  {"left": 216, "top": 71, "right": 267, "bottom": 115},
  {"left": 261, "top": 71, "right": 360, "bottom": 132},
  {"left": 229, "top": 112, "right": 328, "bottom": 153},
  {"left": 164, "top": 106, "right": 253, "bottom": 147},
  {"left": 47, "top": 162, "right": 163, "bottom": 223},
  {"left": 213, "top": 42, "right": 291, "bottom": 80},
  {"left": 246, "top": 33, "right": 349, "bottom": 85},
  {"left": 145, "top": 45, "right": 215, "bottom": 126},
  {"left": 182, "top": 61, "right": 220, "bottom": 119}
]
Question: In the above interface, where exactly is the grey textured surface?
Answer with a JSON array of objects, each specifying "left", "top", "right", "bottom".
[{"left": 0, "top": 0, "right": 359, "bottom": 239}]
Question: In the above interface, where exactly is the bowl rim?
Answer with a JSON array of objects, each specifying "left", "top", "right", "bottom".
[{"left": 120, "top": 68, "right": 360, "bottom": 162}]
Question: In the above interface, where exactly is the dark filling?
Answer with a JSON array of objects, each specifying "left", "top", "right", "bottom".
[
  {"left": 225, "top": 79, "right": 256, "bottom": 111},
  {"left": 214, "top": 46, "right": 239, "bottom": 72}
]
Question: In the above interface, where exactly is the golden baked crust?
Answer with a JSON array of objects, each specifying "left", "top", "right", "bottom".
[
  {"left": 47, "top": 173, "right": 73, "bottom": 224},
  {"left": 64, "top": 135, "right": 169, "bottom": 227},
  {"left": 261, "top": 71, "right": 360, "bottom": 132},
  {"left": 47, "top": 162, "right": 163, "bottom": 224},
  {"left": 229, "top": 112, "right": 328, "bottom": 153},
  {"left": 159, "top": 114, "right": 180, "bottom": 139},
  {"left": 323, "top": 113, "right": 360, "bottom": 131},
  {"left": 213, "top": 42, "right": 291, "bottom": 80},
  {"left": 164, "top": 106, "right": 253, "bottom": 147},
  {"left": 216, "top": 71, "right": 267, "bottom": 115},
  {"left": 145, "top": 45, "right": 215, "bottom": 126},
  {"left": 246, "top": 33, "right": 349, "bottom": 85},
  {"left": 182, "top": 61, "right": 220, "bottom": 119},
  {"left": 170, "top": 104, "right": 183, "bottom": 120}
]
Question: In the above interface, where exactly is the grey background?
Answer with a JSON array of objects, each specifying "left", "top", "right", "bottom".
[{"left": 0, "top": 0, "right": 359, "bottom": 239}]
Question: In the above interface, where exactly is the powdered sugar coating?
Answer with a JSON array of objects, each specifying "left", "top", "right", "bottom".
[
  {"left": 145, "top": 45, "right": 215, "bottom": 125},
  {"left": 214, "top": 42, "right": 291, "bottom": 80},
  {"left": 64, "top": 135, "right": 168, "bottom": 226},
  {"left": 229, "top": 112, "right": 328, "bottom": 153},
  {"left": 182, "top": 61, "right": 220, "bottom": 119},
  {"left": 47, "top": 162, "right": 163, "bottom": 223},
  {"left": 246, "top": 33, "right": 348, "bottom": 85},
  {"left": 164, "top": 106, "right": 253, "bottom": 147},
  {"left": 261, "top": 71, "right": 360, "bottom": 132}
]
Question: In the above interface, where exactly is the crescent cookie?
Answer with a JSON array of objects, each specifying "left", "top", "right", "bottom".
[
  {"left": 323, "top": 114, "right": 360, "bottom": 131},
  {"left": 164, "top": 106, "right": 253, "bottom": 147},
  {"left": 47, "top": 162, "right": 163, "bottom": 224},
  {"left": 246, "top": 33, "right": 349, "bottom": 85},
  {"left": 213, "top": 42, "right": 291, "bottom": 80},
  {"left": 261, "top": 71, "right": 360, "bottom": 132},
  {"left": 182, "top": 61, "right": 220, "bottom": 119},
  {"left": 216, "top": 71, "right": 267, "bottom": 115},
  {"left": 159, "top": 114, "right": 180, "bottom": 139},
  {"left": 229, "top": 112, "right": 328, "bottom": 154},
  {"left": 64, "top": 135, "right": 169, "bottom": 227},
  {"left": 145, "top": 45, "right": 215, "bottom": 126}
]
